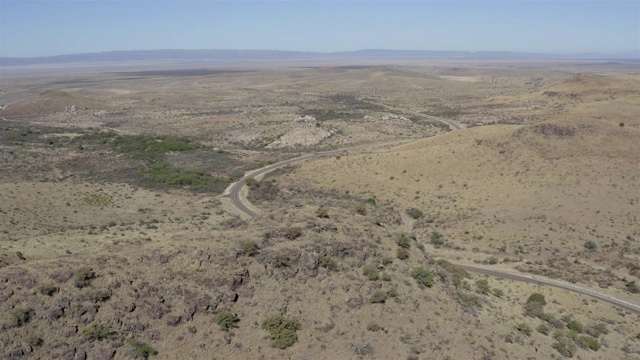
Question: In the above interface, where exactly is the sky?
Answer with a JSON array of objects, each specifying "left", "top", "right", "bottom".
[{"left": 1, "top": 1, "right": 638, "bottom": 58}]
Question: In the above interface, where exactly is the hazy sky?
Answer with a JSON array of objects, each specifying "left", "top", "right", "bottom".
[{"left": 1, "top": 1, "right": 638, "bottom": 57}]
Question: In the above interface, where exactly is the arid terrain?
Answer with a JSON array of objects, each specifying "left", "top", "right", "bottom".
[{"left": 0, "top": 59, "right": 639, "bottom": 359}]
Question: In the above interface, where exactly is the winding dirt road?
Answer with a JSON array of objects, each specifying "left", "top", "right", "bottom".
[{"left": 221, "top": 116, "right": 639, "bottom": 315}]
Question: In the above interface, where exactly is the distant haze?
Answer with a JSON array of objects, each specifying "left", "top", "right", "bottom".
[
  {"left": 1, "top": 49, "right": 639, "bottom": 67},
  {"left": 1, "top": 1, "right": 638, "bottom": 58}
]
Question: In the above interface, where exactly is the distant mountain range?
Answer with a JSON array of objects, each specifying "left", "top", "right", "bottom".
[{"left": 1, "top": 49, "right": 638, "bottom": 66}]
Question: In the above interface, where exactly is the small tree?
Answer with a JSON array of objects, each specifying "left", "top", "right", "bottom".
[{"left": 397, "top": 234, "right": 411, "bottom": 249}]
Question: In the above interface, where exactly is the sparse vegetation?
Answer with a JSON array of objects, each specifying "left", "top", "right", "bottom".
[
  {"left": 397, "top": 234, "right": 411, "bottom": 248},
  {"left": 261, "top": 315, "right": 301, "bottom": 349},
  {"left": 411, "top": 267, "right": 434, "bottom": 287},
  {"left": 74, "top": 267, "right": 96, "bottom": 288},
  {"left": 127, "top": 338, "right": 158, "bottom": 358},
  {"left": 9, "top": 307, "right": 34, "bottom": 327},
  {"left": 396, "top": 247, "right": 410, "bottom": 260},
  {"left": 216, "top": 312, "right": 240, "bottom": 331},
  {"left": 363, "top": 265, "right": 380, "bottom": 281},
  {"left": 406, "top": 208, "right": 423, "bottom": 219},
  {"left": 83, "top": 322, "right": 112, "bottom": 341}
]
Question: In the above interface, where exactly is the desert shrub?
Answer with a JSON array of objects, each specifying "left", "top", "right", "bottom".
[
  {"left": 567, "top": 320, "right": 583, "bottom": 333},
  {"left": 74, "top": 267, "right": 96, "bottom": 288},
  {"left": 491, "top": 288, "right": 504, "bottom": 297},
  {"left": 552, "top": 333, "right": 577, "bottom": 357},
  {"left": 245, "top": 178, "right": 259, "bottom": 187},
  {"left": 627, "top": 280, "right": 639, "bottom": 293},
  {"left": 25, "top": 335, "right": 43, "bottom": 347},
  {"left": 575, "top": 335, "right": 600, "bottom": 351},
  {"left": 584, "top": 240, "right": 597, "bottom": 250},
  {"left": 585, "top": 322, "right": 609, "bottom": 338},
  {"left": 397, "top": 234, "right": 411, "bottom": 249},
  {"left": 91, "top": 290, "right": 111, "bottom": 302},
  {"left": 241, "top": 241, "right": 260, "bottom": 257},
  {"left": 367, "top": 322, "right": 383, "bottom": 331},
  {"left": 261, "top": 315, "right": 301, "bottom": 349},
  {"left": 537, "top": 324, "right": 551, "bottom": 336},
  {"left": 475, "top": 279, "right": 491, "bottom": 294},
  {"left": 363, "top": 265, "right": 379, "bottom": 281},
  {"left": 141, "top": 163, "right": 228, "bottom": 192},
  {"left": 396, "top": 247, "right": 409, "bottom": 260},
  {"left": 39, "top": 285, "right": 58, "bottom": 296},
  {"left": 382, "top": 256, "right": 394, "bottom": 266},
  {"left": 526, "top": 293, "right": 547, "bottom": 306},
  {"left": 430, "top": 231, "right": 444, "bottom": 245},
  {"left": 316, "top": 207, "right": 329, "bottom": 218},
  {"left": 216, "top": 312, "right": 240, "bottom": 331},
  {"left": 504, "top": 334, "right": 513, "bottom": 343},
  {"left": 411, "top": 267, "right": 434, "bottom": 287},
  {"left": 83, "top": 322, "right": 112, "bottom": 341},
  {"left": 370, "top": 290, "right": 388, "bottom": 303},
  {"left": 382, "top": 273, "right": 392, "bottom": 282},
  {"left": 516, "top": 323, "right": 533, "bottom": 336},
  {"left": 283, "top": 227, "right": 303, "bottom": 240},
  {"left": 273, "top": 255, "right": 291, "bottom": 268},
  {"left": 355, "top": 204, "right": 367, "bottom": 215},
  {"left": 127, "top": 339, "right": 158, "bottom": 358},
  {"left": 523, "top": 302, "right": 545, "bottom": 318},
  {"left": 366, "top": 197, "right": 377, "bottom": 205},
  {"left": 406, "top": 208, "right": 423, "bottom": 219},
  {"left": 9, "top": 307, "right": 34, "bottom": 327},
  {"left": 111, "top": 134, "right": 198, "bottom": 160},
  {"left": 319, "top": 256, "right": 337, "bottom": 271}
]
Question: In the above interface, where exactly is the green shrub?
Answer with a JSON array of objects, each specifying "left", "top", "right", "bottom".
[
  {"left": 552, "top": 333, "right": 577, "bottom": 357},
  {"left": 9, "top": 307, "right": 34, "bottom": 327},
  {"left": 370, "top": 290, "right": 388, "bottom": 304},
  {"left": 411, "top": 267, "right": 434, "bottom": 287},
  {"left": 584, "top": 240, "right": 597, "bottom": 250},
  {"left": 319, "top": 256, "right": 337, "bottom": 271},
  {"left": 241, "top": 241, "right": 260, "bottom": 257},
  {"left": 397, "top": 234, "right": 411, "bottom": 249},
  {"left": 355, "top": 204, "right": 367, "bottom": 215},
  {"left": 366, "top": 197, "right": 377, "bottom": 205},
  {"left": 567, "top": 320, "right": 583, "bottom": 333},
  {"left": 283, "top": 227, "right": 303, "bottom": 240},
  {"left": 261, "top": 315, "right": 301, "bottom": 349},
  {"left": 74, "top": 267, "right": 96, "bottom": 288},
  {"left": 367, "top": 322, "right": 383, "bottom": 331},
  {"left": 396, "top": 247, "right": 409, "bottom": 260},
  {"left": 575, "top": 335, "right": 600, "bottom": 351},
  {"left": 627, "top": 280, "right": 639, "bottom": 293},
  {"left": 406, "top": 208, "right": 423, "bottom": 219},
  {"left": 245, "top": 178, "right": 259, "bottom": 187},
  {"left": 537, "top": 324, "right": 551, "bottom": 335},
  {"left": 273, "top": 255, "right": 291, "bottom": 268},
  {"left": 39, "top": 285, "right": 58, "bottom": 296},
  {"left": 430, "top": 231, "right": 444, "bottom": 245},
  {"left": 141, "top": 163, "right": 228, "bottom": 192},
  {"left": 475, "top": 279, "right": 491, "bottom": 294},
  {"left": 111, "top": 134, "right": 199, "bottom": 160},
  {"left": 526, "top": 293, "right": 547, "bottom": 306},
  {"left": 382, "top": 273, "right": 392, "bottom": 282},
  {"left": 363, "top": 265, "right": 379, "bottom": 281},
  {"left": 127, "top": 339, "right": 158, "bottom": 358},
  {"left": 516, "top": 322, "right": 533, "bottom": 336},
  {"left": 91, "top": 290, "right": 111, "bottom": 302},
  {"left": 216, "top": 312, "right": 240, "bottom": 331},
  {"left": 83, "top": 322, "right": 112, "bottom": 341}
]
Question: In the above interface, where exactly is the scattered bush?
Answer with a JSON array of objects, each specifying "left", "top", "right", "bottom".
[
  {"left": 430, "top": 231, "right": 444, "bottom": 246},
  {"left": 552, "top": 333, "right": 577, "bottom": 357},
  {"left": 575, "top": 335, "right": 601, "bottom": 351},
  {"left": 585, "top": 322, "right": 609, "bottom": 338},
  {"left": 370, "top": 290, "right": 388, "bottom": 303},
  {"left": 25, "top": 335, "right": 43, "bottom": 347},
  {"left": 283, "top": 227, "right": 303, "bottom": 240},
  {"left": 240, "top": 241, "right": 260, "bottom": 257},
  {"left": 127, "top": 339, "right": 158, "bottom": 358},
  {"left": 567, "top": 320, "right": 583, "bottom": 333},
  {"left": 39, "top": 285, "right": 58, "bottom": 296},
  {"left": 261, "top": 315, "right": 301, "bottom": 349},
  {"left": 367, "top": 322, "right": 383, "bottom": 331},
  {"left": 537, "top": 324, "right": 551, "bottom": 336},
  {"left": 245, "top": 178, "right": 259, "bottom": 187},
  {"left": 355, "top": 204, "right": 367, "bottom": 215},
  {"left": 9, "top": 307, "right": 34, "bottom": 327},
  {"left": 74, "top": 267, "right": 96, "bottom": 288},
  {"left": 319, "top": 256, "right": 337, "bottom": 271},
  {"left": 627, "top": 280, "right": 639, "bottom": 294},
  {"left": 316, "top": 207, "right": 329, "bottom": 218},
  {"left": 584, "top": 240, "right": 597, "bottom": 250},
  {"left": 140, "top": 163, "right": 229, "bottom": 192},
  {"left": 397, "top": 234, "right": 411, "bottom": 249},
  {"left": 91, "top": 290, "right": 111, "bottom": 302},
  {"left": 406, "top": 208, "right": 423, "bottom": 219},
  {"left": 382, "top": 272, "right": 392, "bottom": 282},
  {"left": 83, "top": 322, "right": 112, "bottom": 341},
  {"left": 273, "top": 255, "right": 291, "bottom": 268},
  {"left": 396, "top": 247, "right": 409, "bottom": 260},
  {"left": 216, "top": 312, "right": 240, "bottom": 331},
  {"left": 411, "top": 267, "right": 434, "bottom": 287},
  {"left": 516, "top": 323, "right": 533, "bottom": 336},
  {"left": 363, "top": 265, "right": 379, "bottom": 281},
  {"left": 526, "top": 293, "right": 547, "bottom": 306},
  {"left": 475, "top": 279, "right": 491, "bottom": 295},
  {"left": 381, "top": 257, "right": 394, "bottom": 266},
  {"left": 366, "top": 197, "right": 377, "bottom": 205}
]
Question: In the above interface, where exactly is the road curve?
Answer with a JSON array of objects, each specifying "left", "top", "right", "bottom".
[
  {"left": 224, "top": 139, "right": 411, "bottom": 218},
  {"left": 459, "top": 264, "right": 640, "bottom": 315}
]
